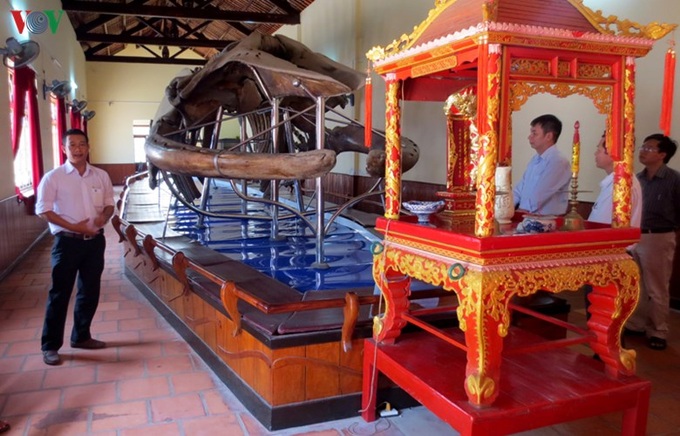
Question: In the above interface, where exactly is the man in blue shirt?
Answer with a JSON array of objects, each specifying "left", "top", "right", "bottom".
[{"left": 513, "top": 114, "right": 571, "bottom": 216}]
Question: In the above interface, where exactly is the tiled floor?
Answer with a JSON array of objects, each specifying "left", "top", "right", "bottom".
[{"left": 1, "top": 220, "right": 680, "bottom": 435}]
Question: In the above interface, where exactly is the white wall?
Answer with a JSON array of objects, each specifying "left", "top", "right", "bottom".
[
  {"left": 299, "top": 0, "right": 439, "bottom": 180},
  {"left": 85, "top": 50, "right": 197, "bottom": 163},
  {"left": 0, "top": 0, "right": 87, "bottom": 198}
]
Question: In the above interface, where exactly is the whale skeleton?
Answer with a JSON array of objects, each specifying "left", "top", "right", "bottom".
[
  {"left": 144, "top": 33, "right": 420, "bottom": 263},
  {"left": 146, "top": 32, "right": 419, "bottom": 184}
]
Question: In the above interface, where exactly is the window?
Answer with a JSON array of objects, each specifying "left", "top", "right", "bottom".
[
  {"left": 133, "top": 119, "right": 152, "bottom": 164},
  {"left": 50, "top": 95, "right": 61, "bottom": 167},
  {"left": 8, "top": 69, "right": 34, "bottom": 196},
  {"left": 8, "top": 66, "right": 44, "bottom": 203}
]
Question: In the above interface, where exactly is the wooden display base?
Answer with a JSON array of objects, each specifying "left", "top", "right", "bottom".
[{"left": 362, "top": 329, "right": 651, "bottom": 435}]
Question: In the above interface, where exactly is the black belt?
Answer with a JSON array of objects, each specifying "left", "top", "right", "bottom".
[
  {"left": 57, "top": 229, "right": 104, "bottom": 240},
  {"left": 641, "top": 228, "right": 675, "bottom": 234}
]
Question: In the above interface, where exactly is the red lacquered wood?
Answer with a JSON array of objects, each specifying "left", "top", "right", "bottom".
[
  {"left": 362, "top": 331, "right": 651, "bottom": 435},
  {"left": 372, "top": 215, "right": 641, "bottom": 405}
]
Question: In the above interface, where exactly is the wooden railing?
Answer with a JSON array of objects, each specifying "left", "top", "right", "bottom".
[{"left": 112, "top": 214, "right": 381, "bottom": 351}]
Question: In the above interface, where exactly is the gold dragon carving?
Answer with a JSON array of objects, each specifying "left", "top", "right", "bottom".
[
  {"left": 509, "top": 82, "right": 611, "bottom": 114},
  {"left": 569, "top": 0, "right": 677, "bottom": 40}
]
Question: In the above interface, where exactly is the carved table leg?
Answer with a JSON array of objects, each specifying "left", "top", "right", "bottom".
[
  {"left": 372, "top": 254, "right": 410, "bottom": 344},
  {"left": 587, "top": 257, "right": 640, "bottom": 377},
  {"left": 458, "top": 269, "right": 510, "bottom": 406}
]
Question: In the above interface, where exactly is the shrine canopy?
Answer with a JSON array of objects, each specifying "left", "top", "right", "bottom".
[
  {"left": 368, "top": 0, "right": 674, "bottom": 104},
  {"left": 366, "top": 0, "right": 675, "bottom": 236}
]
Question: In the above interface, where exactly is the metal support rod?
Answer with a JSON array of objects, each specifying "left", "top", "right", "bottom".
[
  {"left": 197, "top": 106, "right": 224, "bottom": 228},
  {"left": 270, "top": 98, "right": 284, "bottom": 241},
  {"left": 313, "top": 94, "right": 329, "bottom": 269},
  {"left": 283, "top": 110, "right": 306, "bottom": 212},
  {"left": 239, "top": 116, "right": 249, "bottom": 215}
]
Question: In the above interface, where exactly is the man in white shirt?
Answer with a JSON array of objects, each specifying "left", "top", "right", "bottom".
[
  {"left": 588, "top": 133, "right": 642, "bottom": 226},
  {"left": 35, "top": 129, "right": 115, "bottom": 365},
  {"left": 584, "top": 133, "right": 641, "bottom": 337}
]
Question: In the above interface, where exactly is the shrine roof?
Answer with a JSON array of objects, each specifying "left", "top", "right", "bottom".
[{"left": 368, "top": 0, "right": 675, "bottom": 67}]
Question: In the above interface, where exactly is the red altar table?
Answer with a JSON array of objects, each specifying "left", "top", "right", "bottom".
[
  {"left": 362, "top": 329, "right": 651, "bottom": 436},
  {"left": 362, "top": 0, "right": 675, "bottom": 430},
  {"left": 370, "top": 217, "right": 640, "bottom": 407}
]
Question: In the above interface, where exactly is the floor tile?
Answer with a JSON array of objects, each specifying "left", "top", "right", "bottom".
[{"left": 0, "top": 194, "right": 679, "bottom": 435}]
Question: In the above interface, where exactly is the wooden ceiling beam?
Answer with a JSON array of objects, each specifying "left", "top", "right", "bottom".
[
  {"left": 265, "top": 0, "right": 299, "bottom": 15},
  {"left": 62, "top": 0, "right": 300, "bottom": 24},
  {"left": 85, "top": 54, "right": 207, "bottom": 66},
  {"left": 76, "top": 32, "right": 232, "bottom": 49},
  {"left": 84, "top": 17, "right": 162, "bottom": 56},
  {"left": 76, "top": 0, "right": 153, "bottom": 33}
]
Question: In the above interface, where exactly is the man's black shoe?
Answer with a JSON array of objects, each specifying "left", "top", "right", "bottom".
[
  {"left": 622, "top": 328, "right": 645, "bottom": 336},
  {"left": 70, "top": 338, "right": 106, "bottom": 349},
  {"left": 43, "top": 350, "right": 61, "bottom": 365}
]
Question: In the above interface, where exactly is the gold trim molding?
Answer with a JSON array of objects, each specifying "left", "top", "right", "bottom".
[
  {"left": 509, "top": 82, "right": 611, "bottom": 114},
  {"left": 569, "top": 0, "right": 677, "bottom": 40}
]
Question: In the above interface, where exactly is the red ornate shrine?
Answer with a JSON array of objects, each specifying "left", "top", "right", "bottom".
[{"left": 362, "top": 0, "right": 675, "bottom": 432}]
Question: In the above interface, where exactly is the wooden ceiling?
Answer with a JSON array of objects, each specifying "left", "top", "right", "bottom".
[{"left": 62, "top": 0, "right": 316, "bottom": 66}]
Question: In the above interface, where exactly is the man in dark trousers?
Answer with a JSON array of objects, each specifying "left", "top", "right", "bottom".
[
  {"left": 624, "top": 133, "right": 680, "bottom": 351},
  {"left": 35, "top": 128, "right": 115, "bottom": 365}
]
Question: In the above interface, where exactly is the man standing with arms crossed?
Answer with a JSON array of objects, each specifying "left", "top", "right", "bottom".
[
  {"left": 36, "top": 128, "right": 115, "bottom": 365},
  {"left": 625, "top": 134, "right": 680, "bottom": 351}
]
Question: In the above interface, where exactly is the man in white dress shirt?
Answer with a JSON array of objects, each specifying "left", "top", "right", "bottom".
[
  {"left": 588, "top": 133, "right": 642, "bottom": 226},
  {"left": 35, "top": 129, "right": 115, "bottom": 365},
  {"left": 585, "top": 133, "right": 641, "bottom": 333}
]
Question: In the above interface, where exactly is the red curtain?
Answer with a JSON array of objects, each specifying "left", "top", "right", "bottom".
[
  {"left": 56, "top": 96, "right": 67, "bottom": 165},
  {"left": 10, "top": 71, "right": 28, "bottom": 158},
  {"left": 83, "top": 117, "right": 88, "bottom": 136},
  {"left": 70, "top": 106, "right": 82, "bottom": 130},
  {"left": 10, "top": 66, "right": 44, "bottom": 202}
]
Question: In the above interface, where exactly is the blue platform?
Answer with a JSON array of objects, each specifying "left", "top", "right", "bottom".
[{"left": 169, "top": 183, "right": 380, "bottom": 293}]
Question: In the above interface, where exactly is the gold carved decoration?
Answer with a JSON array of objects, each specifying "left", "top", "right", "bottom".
[
  {"left": 466, "top": 374, "right": 496, "bottom": 403},
  {"left": 412, "top": 56, "right": 458, "bottom": 78},
  {"left": 509, "top": 82, "right": 612, "bottom": 114},
  {"left": 446, "top": 116, "right": 458, "bottom": 190},
  {"left": 481, "top": 0, "right": 499, "bottom": 22},
  {"left": 384, "top": 80, "right": 402, "bottom": 219},
  {"left": 367, "top": 0, "right": 457, "bottom": 62},
  {"left": 385, "top": 233, "right": 634, "bottom": 266},
  {"left": 366, "top": 46, "right": 385, "bottom": 63},
  {"left": 620, "top": 348, "right": 637, "bottom": 372},
  {"left": 511, "top": 59, "right": 613, "bottom": 80},
  {"left": 557, "top": 61, "right": 570, "bottom": 77},
  {"left": 379, "top": 243, "right": 639, "bottom": 377},
  {"left": 445, "top": 89, "right": 478, "bottom": 189},
  {"left": 578, "top": 63, "right": 612, "bottom": 79},
  {"left": 475, "top": 49, "right": 501, "bottom": 238},
  {"left": 569, "top": 0, "right": 676, "bottom": 40},
  {"left": 366, "top": 0, "right": 676, "bottom": 63},
  {"left": 445, "top": 89, "right": 478, "bottom": 118},
  {"left": 613, "top": 60, "right": 636, "bottom": 228},
  {"left": 382, "top": 245, "right": 638, "bottom": 331},
  {"left": 468, "top": 122, "right": 481, "bottom": 189},
  {"left": 455, "top": 260, "right": 639, "bottom": 335},
  {"left": 510, "top": 59, "right": 550, "bottom": 76}
]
